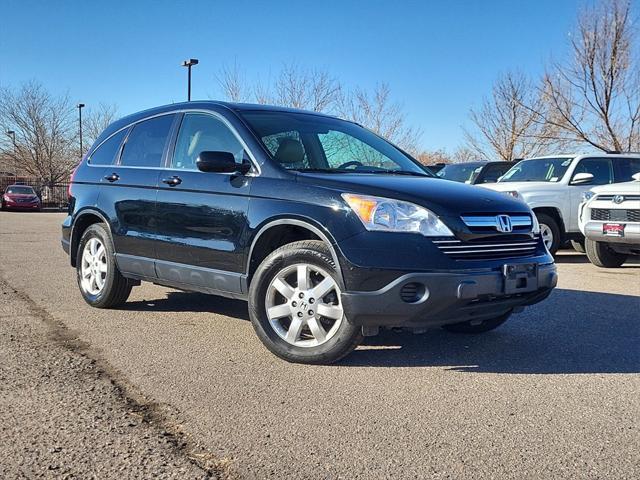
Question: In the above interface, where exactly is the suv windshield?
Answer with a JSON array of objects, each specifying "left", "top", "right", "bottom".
[
  {"left": 436, "top": 163, "right": 483, "bottom": 182},
  {"left": 499, "top": 158, "right": 573, "bottom": 183},
  {"left": 6, "top": 186, "right": 35, "bottom": 195},
  {"left": 240, "top": 111, "right": 431, "bottom": 176}
]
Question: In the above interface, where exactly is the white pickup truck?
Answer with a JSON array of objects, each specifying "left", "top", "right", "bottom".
[{"left": 482, "top": 153, "right": 640, "bottom": 254}]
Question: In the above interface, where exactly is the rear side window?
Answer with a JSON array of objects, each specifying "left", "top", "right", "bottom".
[
  {"left": 88, "top": 129, "right": 127, "bottom": 165},
  {"left": 613, "top": 157, "right": 640, "bottom": 182},
  {"left": 572, "top": 158, "right": 613, "bottom": 185},
  {"left": 120, "top": 115, "right": 174, "bottom": 167}
]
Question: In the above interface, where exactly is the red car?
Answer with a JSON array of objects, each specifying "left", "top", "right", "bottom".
[{"left": 1, "top": 185, "right": 42, "bottom": 211}]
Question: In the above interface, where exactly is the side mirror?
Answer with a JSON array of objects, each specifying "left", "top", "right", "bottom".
[
  {"left": 571, "top": 172, "right": 594, "bottom": 185},
  {"left": 632, "top": 172, "right": 640, "bottom": 182},
  {"left": 196, "top": 151, "right": 250, "bottom": 174}
]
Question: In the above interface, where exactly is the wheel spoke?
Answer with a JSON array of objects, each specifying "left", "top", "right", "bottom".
[
  {"left": 267, "top": 303, "right": 292, "bottom": 320},
  {"left": 98, "top": 261, "right": 108, "bottom": 273},
  {"left": 285, "top": 317, "right": 304, "bottom": 343},
  {"left": 307, "top": 317, "right": 327, "bottom": 343},
  {"left": 317, "top": 303, "right": 343, "bottom": 320},
  {"left": 272, "top": 277, "right": 295, "bottom": 299},
  {"left": 311, "top": 277, "right": 334, "bottom": 299},
  {"left": 95, "top": 273, "right": 105, "bottom": 290},
  {"left": 95, "top": 245, "right": 105, "bottom": 260},
  {"left": 297, "top": 264, "right": 310, "bottom": 290},
  {"left": 82, "top": 268, "right": 92, "bottom": 279},
  {"left": 83, "top": 250, "right": 93, "bottom": 265},
  {"left": 89, "top": 239, "right": 98, "bottom": 256}
]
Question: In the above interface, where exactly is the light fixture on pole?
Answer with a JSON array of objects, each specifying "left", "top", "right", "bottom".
[{"left": 181, "top": 59, "right": 199, "bottom": 101}]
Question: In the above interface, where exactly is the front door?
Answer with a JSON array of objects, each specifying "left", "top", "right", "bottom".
[
  {"left": 568, "top": 157, "right": 614, "bottom": 231},
  {"left": 155, "top": 112, "right": 253, "bottom": 294}
]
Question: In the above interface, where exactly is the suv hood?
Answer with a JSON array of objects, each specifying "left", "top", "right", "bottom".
[
  {"left": 481, "top": 181, "right": 564, "bottom": 193},
  {"left": 297, "top": 173, "right": 530, "bottom": 215},
  {"left": 590, "top": 181, "right": 640, "bottom": 195}
]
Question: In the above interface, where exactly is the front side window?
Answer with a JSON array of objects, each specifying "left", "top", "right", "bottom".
[
  {"left": 172, "top": 114, "right": 245, "bottom": 170},
  {"left": 89, "top": 129, "right": 127, "bottom": 165},
  {"left": 240, "top": 111, "right": 429, "bottom": 175},
  {"left": 119, "top": 114, "right": 174, "bottom": 168},
  {"left": 499, "top": 158, "right": 573, "bottom": 183},
  {"left": 437, "top": 163, "right": 483, "bottom": 183},
  {"left": 572, "top": 158, "right": 613, "bottom": 185},
  {"left": 613, "top": 157, "right": 640, "bottom": 182}
]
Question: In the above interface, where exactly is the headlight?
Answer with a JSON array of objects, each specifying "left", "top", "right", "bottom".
[
  {"left": 505, "top": 190, "right": 519, "bottom": 198},
  {"left": 342, "top": 194, "right": 454, "bottom": 236},
  {"left": 582, "top": 191, "right": 596, "bottom": 202},
  {"left": 532, "top": 213, "right": 540, "bottom": 234}
]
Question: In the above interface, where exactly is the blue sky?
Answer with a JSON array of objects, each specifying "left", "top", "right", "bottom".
[{"left": 0, "top": 0, "right": 585, "bottom": 151}]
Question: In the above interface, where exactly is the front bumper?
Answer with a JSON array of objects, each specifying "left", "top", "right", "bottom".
[
  {"left": 3, "top": 201, "right": 41, "bottom": 210},
  {"left": 341, "top": 262, "right": 557, "bottom": 327},
  {"left": 583, "top": 221, "right": 640, "bottom": 244}
]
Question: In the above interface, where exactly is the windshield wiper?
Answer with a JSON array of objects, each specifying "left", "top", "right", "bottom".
[
  {"left": 292, "top": 168, "right": 353, "bottom": 174},
  {"left": 365, "top": 169, "right": 432, "bottom": 177}
]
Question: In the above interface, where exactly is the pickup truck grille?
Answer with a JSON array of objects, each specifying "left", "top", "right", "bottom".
[
  {"left": 591, "top": 208, "right": 640, "bottom": 222},
  {"left": 433, "top": 235, "right": 540, "bottom": 260}
]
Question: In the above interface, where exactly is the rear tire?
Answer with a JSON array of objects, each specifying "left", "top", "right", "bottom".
[
  {"left": 248, "top": 240, "right": 363, "bottom": 364},
  {"left": 585, "top": 238, "right": 627, "bottom": 268},
  {"left": 570, "top": 239, "right": 585, "bottom": 253},
  {"left": 76, "top": 223, "right": 133, "bottom": 308},
  {"left": 442, "top": 312, "right": 511, "bottom": 334},
  {"left": 535, "top": 213, "right": 561, "bottom": 255}
]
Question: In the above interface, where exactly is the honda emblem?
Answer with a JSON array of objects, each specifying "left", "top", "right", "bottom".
[{"left": 496, "top": 215, "right": 513, "bottom": 233}]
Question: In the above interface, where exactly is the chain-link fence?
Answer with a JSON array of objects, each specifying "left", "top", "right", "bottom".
[{"left": 0, "top": 176, "right": 70, "bottom": 210}]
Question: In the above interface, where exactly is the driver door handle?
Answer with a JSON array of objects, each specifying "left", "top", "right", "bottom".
[
  {"left": 162, "top": 175, "right": 182, "bottom": 187},
  {"left": 104, "top": 173, "right": 120, "bottom": 183}
]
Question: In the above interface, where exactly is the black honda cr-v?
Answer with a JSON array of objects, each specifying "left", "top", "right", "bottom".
[{"left": 61, "top": 101, "right": 557, "bottom": 364}]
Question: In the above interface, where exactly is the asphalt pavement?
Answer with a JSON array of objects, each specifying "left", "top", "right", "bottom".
[{"left": 0, "top": 211, "right": 638, "bottom": 479}]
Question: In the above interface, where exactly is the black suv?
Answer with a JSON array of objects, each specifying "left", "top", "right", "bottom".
[{"left": 61, "top": 102, "right": 557, "bottom": 364}]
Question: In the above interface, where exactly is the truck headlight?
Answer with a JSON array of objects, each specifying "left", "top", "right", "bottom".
[
  {"left": 505, "top": 190, "right": 519, "bottom": 198},
  {"left": 532, "top": 213, "right": 541, "bottom": 234},
  {"left": 342, "top": 194, "right": 453, "bottom": 236},
  {"left": 582, "top": 191, "right": 596, "bottom": 202}
]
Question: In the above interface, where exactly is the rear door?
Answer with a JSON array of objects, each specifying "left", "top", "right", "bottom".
[
  {"left": 154, "top": 112, "right": 253, "bottom": 294},
  {"left": 99, "top": 113, "right": 176, "bottom": 277}
]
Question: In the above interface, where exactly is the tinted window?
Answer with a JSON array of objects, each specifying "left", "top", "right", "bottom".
[
  {"left": 480, "top": 163, "right": 512, "bottom": 183},
  {"left": 88, "top": 129, "right": 127, "bottom": 165},
  {"left": 613, "top": 157, "right": 640, "bottom": 182},
  {"left": 172, "top": 114, "right": 245, "bottom": 170},
  {"left": 572, "top": 158, "right": 613, "bottom": 185},
  {"left": 437, "top": 163, "right": 483, "bottom": 182},
  {"left": 120, "top": 115, "right": 174, "bottom": 167},
  {"left": 500, "top": 158, "right": 572, "bottom": 183}
]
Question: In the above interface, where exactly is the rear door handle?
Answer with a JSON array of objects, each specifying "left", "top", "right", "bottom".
[
  {"left": 104, "top": 173, "right": 120, "bottom": 183},
  {"left": 162, "top": 175, "right": 182, "bottom": 186}
]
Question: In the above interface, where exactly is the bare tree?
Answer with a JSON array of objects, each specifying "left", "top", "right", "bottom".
[
  {"left": 338, "top": 83, "right": 422, "bottom": 155},
  {"left": 83, "top": 103, "right": 119, "bottom": 152},
  {"left": 536, "top": 0, "right": 639, "bottom": 151},
  {"left": 464, "top": 71, "right": 558, "bottom": 161},
  {"left": 216, "top": 61, "right": 246, "bottom": 103},
  {"left": 415, "top": 149, "right": 452, "bottom": 166},
  {"left": 273, "top": 64, "right": 341, "bottom": 112},
  {"left": 0, "top": 81, "right": 77, "bottom": 183}
]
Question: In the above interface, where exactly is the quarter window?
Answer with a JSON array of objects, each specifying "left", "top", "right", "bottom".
[
  {"left": 119, "top": 115, "right": 174, "bottom": 167},
  {"left": 88, "top": 129, "right": 127, "bottom": 165},
  {"left": 172, "top": 114, "right": 245, "bottom": 170}
]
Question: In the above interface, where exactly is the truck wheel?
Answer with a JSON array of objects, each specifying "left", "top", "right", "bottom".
[
  {"left": 442, "top": 312, "right": 511, "bottom": 334},
  {"left": 76, "top": 223, "right": 133, "bottom": 308},
  {"left": 570, "top": 239, "right": 585, "bottom": 253},
  {"left": 585, "top": 238, "right": 627, "bottom": 268},
  {"left": 248, "top": 240, "right": 363, "bottom": 364},
  {"left": 535, "top": 213, "right": 561, "bottom": 255}
]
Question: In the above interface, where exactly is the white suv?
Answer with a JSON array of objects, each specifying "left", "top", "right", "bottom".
[
  {"left": 578, "top": 174, "right": 640, "bottom": 267},
  {"left": 482, "top": 153, "right": 640, "bottom": 254}
]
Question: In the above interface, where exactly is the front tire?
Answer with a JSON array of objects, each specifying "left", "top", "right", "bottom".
[
  {"left": 76, "top": 223, "right": 133, "bottom": 308},
  {"left": 570, "top": 239, "right": 585, "bottom": 253},
  {"left": 536, "top": 213, "right": 561, "bottom": 255},
  {"left": 442, "top": 312, "right": 511, "bottom": 334},
  {"left": 248, "top": 240, "right": 363, "bottom": 364},
  {"left": 585, "top": 238, "right": 627, "bottom": 268}
]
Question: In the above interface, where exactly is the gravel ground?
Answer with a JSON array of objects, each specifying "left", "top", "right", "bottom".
[
  {"left": 0, "top": 211, "right": 639, "bottom": 479},
  {"left": 0, "top": 279, "right": 231, "bottom": 479}
]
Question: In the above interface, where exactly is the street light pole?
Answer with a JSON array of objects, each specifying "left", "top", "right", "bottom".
[
  {"left": 77, "top": 103, "right": 85, "bottom": 157},
  {"left": 181, "top": 59, "right": 199, "bottom": 101}
]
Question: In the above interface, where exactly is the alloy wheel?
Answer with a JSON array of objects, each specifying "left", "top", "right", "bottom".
[
  {"left": 540, "top": 223, "right": 554, "bottom": 251},
  {"left": 265, "top": 263, "right": 344, "bottom": 347},
  {"left": 80, "top": 238, "right": 108, "bottom": 295}
]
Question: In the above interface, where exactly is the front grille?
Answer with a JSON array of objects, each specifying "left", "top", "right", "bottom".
[
  {"left": 596, "top": 194, "right": 640, "bottom": 202},
  {"left": 433, "top": 235, "right": 540, "bottom": 260},
  {"left": 591, "top": 208, "right": 640, "bottom": 222},
  {"left": 461, "top": 214, "right": 532, "bottom": 233}
]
